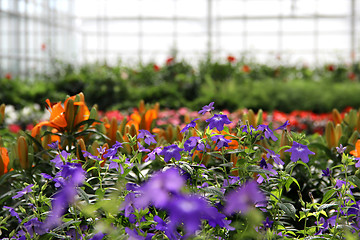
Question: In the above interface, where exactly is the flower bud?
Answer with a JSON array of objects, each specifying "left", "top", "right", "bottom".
[
  {"left": 65, "top": 98, "right": 75, "bottom": 133},
  {"left": 17, "top": 136, "right": 29, "bottom": 169},
  {"left": 325, "top": 121, "right": 336, "bottom": 149},
  {"left": 0, "top": 104, "right": 5, "bottom": 125},
  {"left": 348, "top": 131, "right": 359, "bottom": 146},
  {"left": 332, "top": 108, "right": 342, "bottom": 125}
]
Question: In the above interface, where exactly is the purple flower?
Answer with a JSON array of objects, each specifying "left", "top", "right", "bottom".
[
  {"left": 41, "top": 173, "right": 53, "bottom": 180},
  {"left": 211, "top": 134, "right": 232, "bottom": 149},
  {"left": 98, "top": 146, "right": 107, "bottom": 155},
  {"left": 137, "top": 142, "right": 150, "bottom": 153},
  {"left": 165, "top": 195, "right": 214, "bottom": 237},
  {"left": 82, "top": 150, "right": 102, "bottom": 161},
  {"left": 23, "top": 218, "right": 45, "bottom": 237},
  {"left": 136, "top": 168, "right": 185, "bottom": 208},
  {"left": 266, "top": 149, "right": 284, "bottom": 165},
  {"left": 125, "top": 227, "right": 145, "bottom": 240},
  {"left": 322, "top": 168, "right": 331, "bottom": 177},
  {"left": 12, "top": 184, "right": 34, "bottom": 199},
  {"left": 198, "top": 102, "right": 214, "bottom": 115},
  {"left": 184, "top": 137, "right": 200, "bottom": 153},
  {"left": 43, "top": 181, "right": 80, "bottom": 230},
  {"left": 4, "top": 206, "right": 21, "bottom": 223},
  {"left": 257, "top": 158, "right": 278, "bottom": 184},
  {"left": 184, "top": 137, "right": 209, "bottom": 154},
  {"left": 205, "top": 114, "right": 232, "bottom": 131},
  {"left": 159, "top": 144, "right": 183, "bottom": 162},
  {"left": 66, "top": 226, "right": 87, "bottom": 240},
  {"left": 284, "top": 141, "right": 315, "bottom": 163},
  {"left": 356, "top": 159, "right": 360, "bottom": 168},
  {"left": 256, "top": 124, "right": 278, "bottom": 141},
  {"left": 335, "top": 179, "right": 354, "bottom": 190},
  {"left": 137, "top": 130, "right": 157, "bottom": 145},
  {"left": 240, "top": 124, "right": 256, "bottom": 134},
  {"left": 153, "top": 215, "right": 167, "bottom": 231},
  {"left": 224, "top": 181, "right": 266, "bottom": 215},
  {"left": 145, "top": 147, "right": 162, "bottom": 162},
  {"left": 48, "top": 141, "right": 59, "bottom": 150},
  {"left": 103, "top": 141, "right": 123, "bottom": 159},
  {"left": 223, "top": 176, "right": 240, "bottom": 187},
  {"left": 61, "top": 162, "right": 86, "bottom": 186},
  {"left": 51, "top": 150, "right": 71, "bottom": 168},
  {"left": 180, "top": 118, "right": 199, "bottom": 133},
  {"left": 89, "top": 232, "right": 105, "bottom": 240},
  {"left": 275, "top": 120, "right": 290, "bottom": 131},
  {"left": 165, "top": 194, "right": 233, "bottom": 238},
  {"left": 108, "top": 158, "right": 120, "bottom": 171},
  {"left": 120, "top": 192, "right": 141, "bottom": 217},
  {"left": 315, "top": 216, "right": 336, "bottom": 235},
  {"left": 336, "top": 144, "right": 347, "bottom": 154},
  {"left": 262, "top": 217, "right": 274, "bottom": 230}
]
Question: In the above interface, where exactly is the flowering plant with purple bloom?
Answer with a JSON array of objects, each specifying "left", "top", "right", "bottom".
[
  {"left": 180, "top": 118, "right": 199, "bottom": 133},
  {"left": 198, "top": 102, "right": 214, "bottom": 115},
  {"left": 159, "top": 144, "right": 184, "bottom": 162},
  {"left": 137, "top": 129, "right": 157, "bottom": 145},
  {"left": 256, "top": 124, "right": 278, "bottom": 141},
  {"left": 4, "top": 99, "right": 360, "bottom": 240},
  {"left": 211, "top": 134, "right": 232, "bottom": 149},
  {"left": 12, "top": 184, "right": 34, "bottom": 199},
  {"left": 205, "top": 114, "right": 232, "bottom": 131},
  {"left": 224, "top": 181, "right": 266, "bottom": 215},
  {"left": 284, "top": 141, "right": 315, "bottom": 163}
]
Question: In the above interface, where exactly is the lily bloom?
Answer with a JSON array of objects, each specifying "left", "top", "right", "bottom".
[
  {"left": 0, "top": 147, "right": 10, "bottom": 176},
  {"left": 350, "top": 139, "right": 360, "bottom": 158},
  {"left": 31, "top": 93, "right": 90, "bottom": 137},
  {"left": 31, "top": 99, "right": 67, "bottom": 137}
]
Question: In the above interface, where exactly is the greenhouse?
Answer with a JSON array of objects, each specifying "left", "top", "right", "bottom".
[{"left": 1, "top": 0, "right": 360, "bottom": 239}]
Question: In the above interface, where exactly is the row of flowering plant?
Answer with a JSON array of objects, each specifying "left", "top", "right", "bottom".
[{"left": 2, "top": 95, "right": 360, "bottom": 239}]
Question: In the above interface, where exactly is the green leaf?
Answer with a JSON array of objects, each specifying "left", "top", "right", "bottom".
[
  {"left": 74, "top": 119, "right": 102, "bottom": 131},
  {"left": 321, "top": 189, "right": 336, "bottom": 204},
  {"left": 285, "top": 177, "right": 300, "bottom": 192},
  {"left": 52, "top": 220, "right": 81, "bottom": 232},
  {"left": 247, "top": 165, "right": 277, "bottom": 175},
  {"left": 95, "top": 188, "right": 105, "bottom": 199},
  {"left": 308, "top": 143, "right": 336, "bottom": 159},
  {"left": 278, "top": 202, "right": 296, "bottom": 220},
  {"left": 87, "top": 166, "right": 99, "bottom": 172},
  {"left": 77, "top": 187, "right": 90, "bottom": 204},
  {"left": 318, "top": 203, "right": 338, "bottom": 211},
  {"left": 348, "top": 176, "right": 360, "bottom": 189}
]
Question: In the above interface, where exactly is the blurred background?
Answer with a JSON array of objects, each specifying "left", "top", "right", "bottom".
[
  {"left": 1, "top": 0, "right": 360, "bottom": 113},
  {"left": 1, "top": 0, "right": 359, "bottom": 78}
]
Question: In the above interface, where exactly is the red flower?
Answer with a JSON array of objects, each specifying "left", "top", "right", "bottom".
[
  {"left": 348, "top": 72, "right": 356, "bottom": 81},
  {"left": 41, "top": 43, "right": 46, "bottom": 51},
  {"left": 9, "top": 124, "right": 21, "bottom": 133},
  {"left": 327, "top": 64, "right": 335, "bottom": 71},
  {"left": 153, "top": 64, "right": 160, "bottom": 72},
  {"left": 26, "top": 124, "right": 34, "bottom": 131},
  {"left": 166, "top": 57, "right": 174, "bottom": 65},
  {"left": 5, "top": 73, "right": 12, "bottom": 80},
  {"left": 242, "top": 65, "right": 251, "bottom": 73},
  {"left": 227, "top": 55, "right": 236, "bottom": 63}
]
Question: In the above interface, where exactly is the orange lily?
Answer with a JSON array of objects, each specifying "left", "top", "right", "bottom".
[
  {"left": 350, "top": 139, "right": 360, "bottom": 158},
  {"left": 31, "top": 99, "right": 67, "bottom": 137},
  {"left": 0, "top": 147, "right": 10, "bottom": 176},
  {"left": 31, "top": 93, "right": 90, "bottom": 137}
]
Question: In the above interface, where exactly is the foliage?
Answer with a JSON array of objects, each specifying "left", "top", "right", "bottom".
[
  {"left": 2, "top": 58, "right": 360, "bottom": 112},
  {"left": 2, "top": 95, "right": 360, "bottom": 239}
]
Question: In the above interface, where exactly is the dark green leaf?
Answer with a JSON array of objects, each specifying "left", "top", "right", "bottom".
[
  {"left": 321, "top": 189, "right": 336, "bottom": 204},
  {"left": 348, "top": 176, "right": 360, "bottom": 189},
  {"left": 278, "top": 202, "right": 296, "bottom": 220}
]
